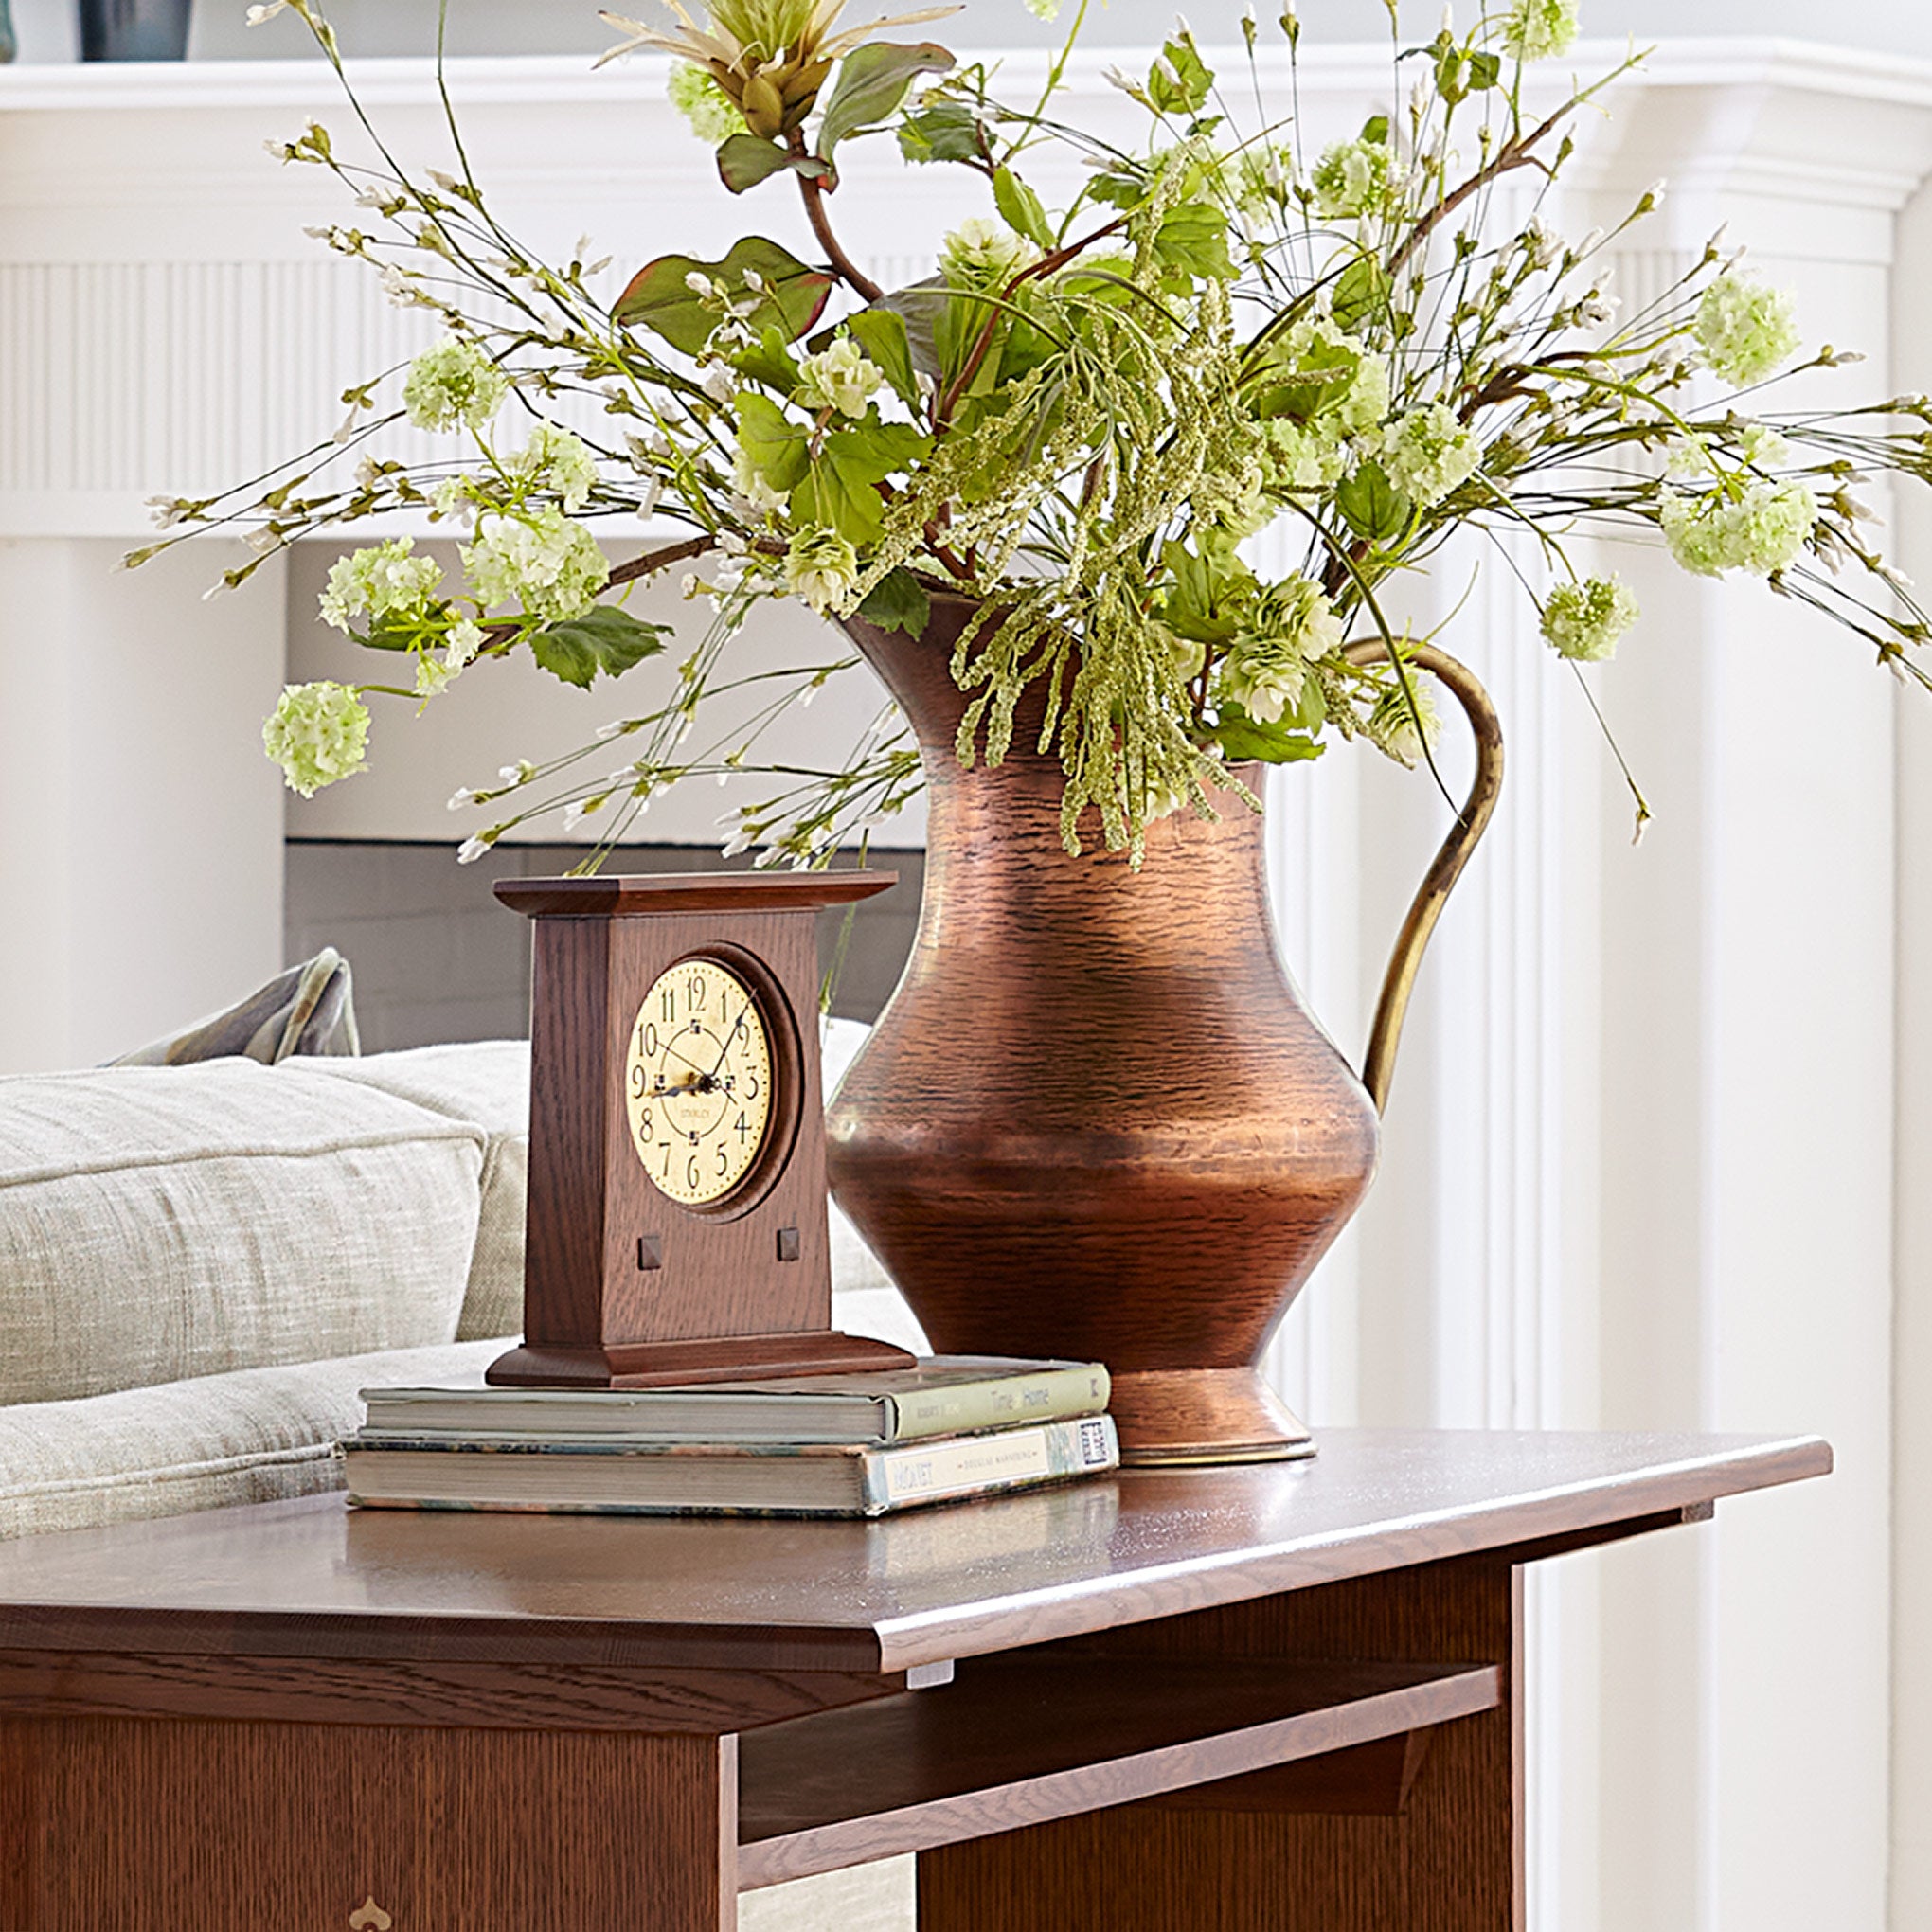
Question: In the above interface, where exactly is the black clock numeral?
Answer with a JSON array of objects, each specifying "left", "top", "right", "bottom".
[
  {"left": 629, "top": 1064, "right": 646, "bottom": 1099},
  {"left": 743, "top": 1072, "right": 759, "bottom": 1100},
  {"left": 687, "top": 1152, "right": 701, "bottom": 1190},
  {"left": 716, "top": 1146, "right": 730, "bottom": 1177},
  {"left": 636, "top": 1107, "right": 653, "bottom": 1139},
  {"left": 644, "top": 1022, "right": 660, "bottom": 1058},
  {"left": 735, "top": 1112, "right": 750, "bottom": 1142},
  {"left": 688, "top": 974, "right": 705, "bottom": 1009},
  {"left": 660, "top": 986, "right": 676, "bottom": 1024},
  {"left": 657, "top": 1142, "right": 671, "bottom": 1177}
]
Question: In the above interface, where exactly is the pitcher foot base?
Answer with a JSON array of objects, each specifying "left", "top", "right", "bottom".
[{"left": 1108, "top": 1368, "right": 1315, "bottom": 1467}]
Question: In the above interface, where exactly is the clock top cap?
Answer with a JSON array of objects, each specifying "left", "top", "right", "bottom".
[{"left": 493, "top": 870, "right": 898, "bottom": 920}]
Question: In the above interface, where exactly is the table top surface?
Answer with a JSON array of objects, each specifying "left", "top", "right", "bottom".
[{"left": 0, "top": 1428, "right": 1829, "bottom": 1673}]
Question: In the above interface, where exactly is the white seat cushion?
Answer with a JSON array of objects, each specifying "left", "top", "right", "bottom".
[{"left": 0, "top": 1337, "right": 510, "bottom": 1541}]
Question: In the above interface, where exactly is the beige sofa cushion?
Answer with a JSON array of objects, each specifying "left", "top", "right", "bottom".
[
  {"left": 0, "top": 1337, "right": 508, "bottom": 1541},
  {"left": 306, "top": 1042, "right": 529, "bottom": 1342},
  {"left": 0, "top": 1060, "right": 485, "bottom": 1405}
]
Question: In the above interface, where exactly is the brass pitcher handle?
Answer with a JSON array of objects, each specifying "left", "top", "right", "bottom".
[{"left": 1342, "top": 639, "right": 1505, "bottom": 1114}]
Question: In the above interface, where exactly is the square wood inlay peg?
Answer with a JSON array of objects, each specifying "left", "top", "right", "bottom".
[
  {"left": 776, "top": 1226, "right": 801, "bottom": 1262},
  {"left": 637, "top": 1234, "right": 664, "bottom": 1271}
]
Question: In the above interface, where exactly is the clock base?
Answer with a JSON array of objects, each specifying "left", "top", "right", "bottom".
[
  {"left": 484, "top": 1331, "right": 917, "bottom": 1390},
  {"left": 1107, "top": 1368, "right": 1316, "bottom": 1467}
]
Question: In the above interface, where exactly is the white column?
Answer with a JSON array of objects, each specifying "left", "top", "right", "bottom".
[{"left": 0, "top": 538, "right": 286, "bottom": 1072}]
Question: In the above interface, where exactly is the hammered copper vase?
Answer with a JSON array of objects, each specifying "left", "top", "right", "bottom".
[{"left": 829, "top": 596, "right": 1503, "bottom": 1463}]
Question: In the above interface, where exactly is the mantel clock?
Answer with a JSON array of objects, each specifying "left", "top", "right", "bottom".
[{"left": 487, "top": 871, "right": 913, "bottom": 1389}]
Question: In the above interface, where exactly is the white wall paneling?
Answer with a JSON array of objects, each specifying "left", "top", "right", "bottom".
[{"left": 2, "top": 39, "right": 1928, "bottom": 1928}]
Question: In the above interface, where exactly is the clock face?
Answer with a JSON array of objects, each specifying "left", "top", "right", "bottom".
[{"left": 624, "top": 957, "right": 776, "bottom": 1207}]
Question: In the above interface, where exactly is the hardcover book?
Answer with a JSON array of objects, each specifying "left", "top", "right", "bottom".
[
  {"left": 342, "top": 1414, "right": 1120, "bottom": 1518},
  {"left": 357, "top": 1356, "right": 1110, "bottom": 1447}
]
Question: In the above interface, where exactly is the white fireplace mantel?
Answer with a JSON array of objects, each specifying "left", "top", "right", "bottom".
[{"left": 3, "top": 40, "right": 1931, "bottom": 1932}]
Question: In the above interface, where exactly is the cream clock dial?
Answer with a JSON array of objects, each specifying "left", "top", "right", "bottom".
[{"left": 624, "top": 957, "right": 775, "bottom": 1207}]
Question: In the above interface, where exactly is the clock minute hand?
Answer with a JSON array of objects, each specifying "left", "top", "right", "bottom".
[{"left": 705, "top": 1005, "right": 747, "bottom": 1081}]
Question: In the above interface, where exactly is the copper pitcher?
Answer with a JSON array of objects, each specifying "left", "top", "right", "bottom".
[{"left": 829, "top": 597, "right": 1503, "bottom": 1463}]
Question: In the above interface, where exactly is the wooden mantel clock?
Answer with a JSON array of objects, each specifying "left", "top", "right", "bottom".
[{"left": 486, "top": 872, "right": 915, "bottom": 1389}]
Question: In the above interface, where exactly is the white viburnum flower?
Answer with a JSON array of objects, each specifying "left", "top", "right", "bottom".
[
  {"left": 402, "top": 337, "right": 510, "bottom": 433},
  {"left": 782, "top": 528, "right": 861, "bottom": 613},
  {"left": 1219, "top": 576, "right": 1344, "bottom": 723},
  {"left": 317, "top": 536, "right": 443, "bottom": 634},
  {"left": 1739, "top": 421, "right": 1793, "bottom": 470},
  {"left": 939, "top": 216, "right": 1038, "bottom": 288},
  {"left": 261, "top": 681, "right": 370, "bottom": 796},
  {"left": 1539, "top": 576, "right": 1639, "bottom": 662},
  {"left": 796, "top": 338, "right": 886, "bottom": 420},
  {"left": 1022, "top": 0, "right": 1061, "bottom": 16},
  {"left": 1378, "top": 403, "right": 1482, "bottom": 507},
  {"left": 463, "top": 509, "right": 607, "bottom": 623},
  {"left": 1311, "top": 137, "right": 1397, "bottom": 220},
  {"left": 1658, "top": 477, "right": 1818, "bottom": 578},
  {"left": 1695, "top": 274, "right": 1801, "bottom": 386},
  {"left": 505, "top": 424, "right": 600, "bottom": 512},
  {"left": 1501, "top": 0, "right": 1579, "bottom": 62}
]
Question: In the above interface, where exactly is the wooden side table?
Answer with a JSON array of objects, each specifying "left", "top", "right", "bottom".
[{"left": 0, "top": 1428, "right": 1828, "bottom": 1930}]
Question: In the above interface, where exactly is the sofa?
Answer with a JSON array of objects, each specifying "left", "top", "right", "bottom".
[{"left": 0, "top": 1024, "right": 921, "bottom": 1929}]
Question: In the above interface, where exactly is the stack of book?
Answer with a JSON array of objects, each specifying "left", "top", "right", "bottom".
[{"left": 339, "top": 1356, "right": 1118, "bottom": 1519}]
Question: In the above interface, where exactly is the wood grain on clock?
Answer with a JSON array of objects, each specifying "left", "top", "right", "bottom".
[
  {"left": 487, "top": 872, "right": 912, "bottom": 1390},
  {"left": 833, "top": 599, "right": 1382, "bottom": 1462}
]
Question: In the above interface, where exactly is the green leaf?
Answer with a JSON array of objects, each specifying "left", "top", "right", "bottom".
[
  {"left": 1083, "top": 161, "right": 1149, "bottom": 212},
  {"left": 1147, "top": 33, "right": 1213, "bottom": 116},
  {"left": 615, "top": 237, "right": 831, "bottom": 353},
  {"left": 790, "top": 420, "right": 928, "bottom": 544},
  {"left": 734, "top": 392, "right": 811, "bottom": 493},
  {"left": 1213, "top": 710, "right": 1325, "bottom": 764},
  {"left": 715, "top": 133, "right": 832, "bottom": 195},
  {"left": 1335, "top": 461, "right": 1412, "bottom": 544},
  {"left": 729, "top": 323, "right": 802, "bottom": 396},
  {"left": 1161, "top": 537, "right": 1251, "bottom": 646},
  {"left": 897, "top": 98, "right": 985, "bottom": 165},
  {"left": 359, "top": 615, "right": 425, "bottom": 653},
  {"left": 1360, "top": 114, "right": 1389, "bottom": 145},
  {"left": 1332, "top": 256, "right": 1392, "bottom": 334},
  {"left": 854, "top": 565, "right": 930, "bottom": 638},
  {"left": 529, "top": 605, "right": 670, "bottom": 689},
  {"left": 844, "top": 306, "right": 920, "bottom": 405},
  {"left": 875, "top": 277, "right": 948, "bottom": 377},
  {"left": 818, "top": 41, "right": 955, "bottom": 161},
  {"left": 993, "top": 166, "right": 1054, "bottom": 250},
  {"left": 1467, "top": 50, "right": 1503, "bottom": 90},
  {"left": 1154, "top": 203, "right": 1235, "bottom": 283}
]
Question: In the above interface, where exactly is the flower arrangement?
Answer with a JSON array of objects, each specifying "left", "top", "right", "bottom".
[{"left": 143, "top": 0, "right": 1932, "bottom": 868}]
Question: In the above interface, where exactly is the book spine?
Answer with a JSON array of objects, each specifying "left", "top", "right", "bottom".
[
  {"left": 858, "top": 1416, "right": 1119, "bottom": 1515},
  {"left": 884, "top": 1364, "right": 1113, "bottom": 1441}
]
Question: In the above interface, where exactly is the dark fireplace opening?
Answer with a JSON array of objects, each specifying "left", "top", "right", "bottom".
[{"left": 284, "top": 841, "right": 924, "bottom": 1055}]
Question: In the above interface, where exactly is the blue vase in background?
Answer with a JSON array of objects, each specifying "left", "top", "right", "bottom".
[{"left": 80, "top": 0, "right": 191, "bottom": 59}]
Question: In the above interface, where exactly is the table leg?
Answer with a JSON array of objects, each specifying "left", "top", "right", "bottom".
[
  {"left": 0, "top": 1715, "right": 739, "bottom": 1931},
  {"left": 917, "top": 1552, "right": 1522, "bottom": 1931}
]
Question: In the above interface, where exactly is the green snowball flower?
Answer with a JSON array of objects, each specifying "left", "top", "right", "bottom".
[
  {"left": 1659, "top": 478, "right": 1818, "bottom": 578},
  {"left": 463, "top": 508, "right": 607, "bottom": 622},
  {"left": 505, "top": 425, "right": 600, "bottom": 512},
  {"left": 262, "top": 680, "right": 370, "bottom": 796},
  {"left": 1378, "top": 403, "right": 1482, "bottom": 508},
  {"left": 1695, "top": 276, "right": 1800, "bottom": 386},
  {"left": 317, "top": 536, "right": 443, "bottom": 635},
  {"left": 403, "top": 337, "right": 510, "bottom": 433},
  {"left": 1540, "top": 576, "right": 1638, "bottom": 662},
  {"left": 1502, "top": 0, "right": 1580, "bottom": 62},
  {"left": 1220, "top": 576, "right": 1344, "bottom": 724},
  {"left": 667, "top": 63, "right": 748, "bottom": 145},
  {"left": 1312, "top": 137, "right": 1397, "bottom": 220}
]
